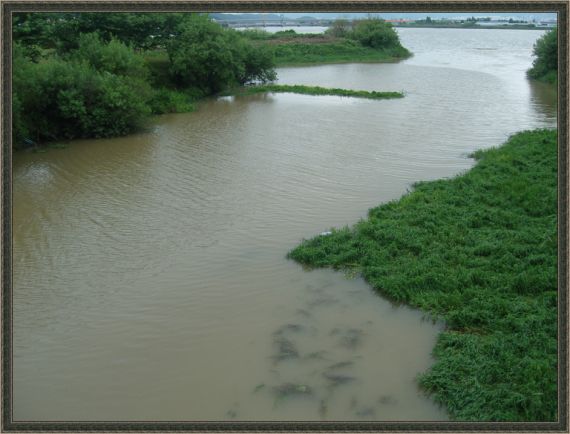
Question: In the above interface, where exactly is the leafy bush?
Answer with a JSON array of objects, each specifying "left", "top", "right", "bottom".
[
  {"left": 71, "top": 32, "right": 149, "bottom": 79},
  {"left": 241, "top": 42, "right": 277, "bottom": 83},
  {"left": 325, "top": 19, "right": 351, "bottom": 38},
  {"left": 274, "top": 29, "right": 297, "bottom": 37},
  {"left": 239, "top": 29, "right": 272, "bottom": 40},
  {"left": 350, "top": 19, "right": 400, "bottom": 48},
  {"left": 13, "top": 43, "right": 150, "bottom": 146},
  {"left": 347, "top": 18, "right": 411, "bottom": 57},
  {"left": 167, "top": 15, "right": 275, "bottom": 92},
  {"left": 147, "top": 88, "right": 195, "bottom": 114},
  {"left": 528, "top": 29, "right": 558, "bottom": 83}
]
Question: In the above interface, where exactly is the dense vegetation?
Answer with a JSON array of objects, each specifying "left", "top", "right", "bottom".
[
  {"left": 225, "top": 84, "right": 403, "bottom": 99},
  {"left": 289, "top": 129, "right": 558, "bottom": 421},
  {"left": 13, "top": 14, "right": 412, "bottom": 147},
  {"left": 13, "top": 37, "right": 152, "bottom": 144},
  {"left": 242, "top": 19, "right": 411, "bottom": 66},
  {"left": 12, "top": 13, "right": 276, "bottom": 147},
  {"left": 528, "top": 28, "right": 558, "bottom": 84}
]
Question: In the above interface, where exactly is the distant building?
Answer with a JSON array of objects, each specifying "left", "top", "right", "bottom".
[{"left": 539, "top": 20, "right": 557, "bottom": 27}]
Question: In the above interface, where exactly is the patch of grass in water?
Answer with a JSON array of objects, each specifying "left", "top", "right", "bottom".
[
  {"left": 230, "top": 84, "right": 404, "bottom": 100},
  {"left": 287, "top": 129, "right": 558, "bottom": 421}
]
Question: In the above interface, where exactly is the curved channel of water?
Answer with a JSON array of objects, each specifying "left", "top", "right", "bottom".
[{"left": 12, "top": 28, "right": 556, "bottom": 421}]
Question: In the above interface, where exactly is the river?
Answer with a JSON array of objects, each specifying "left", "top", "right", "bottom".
[{"left": 12, "top": 28, "right": 556, "bottom": 421}]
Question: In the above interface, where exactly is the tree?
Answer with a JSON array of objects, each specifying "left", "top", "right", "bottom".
[
  {"left": 71, "top": 32, "right": 149, "bottom": 79},
  {"left": 13, "top": 13, "right": 60, "bottom": 49},
  {"left": 326, "top": 19, "right": 350, "bottom": 37},
  {"left": 167, "top": 15, "right": 275, "bottom": 92},
  {"left": 528, "top": 28, "right": 558, "bottom": 83},
  {"left": 350, "top": 19, "right": 400, "bottom": 50},
  {"left": 14, "top": 12, "right": 189, "bottom": 53},
  {"left": 12, "top": 39, "right": 151, "bottom": 146}
]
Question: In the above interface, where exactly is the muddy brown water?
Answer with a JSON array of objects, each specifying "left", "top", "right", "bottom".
[{"left": 12, "top": 28, "right": 556, "bottom": 421}]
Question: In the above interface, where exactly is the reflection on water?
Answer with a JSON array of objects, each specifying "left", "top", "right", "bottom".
[
  {"left": 13, "top": 28, "right": 556, "bottom": 421},
  {"left": 528, "top": 79, "right": 558, "bottom": 121}
]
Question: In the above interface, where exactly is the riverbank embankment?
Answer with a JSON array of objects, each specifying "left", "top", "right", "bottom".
[{"left": 288, "top": 129, "right": 558, "bottom": 421}]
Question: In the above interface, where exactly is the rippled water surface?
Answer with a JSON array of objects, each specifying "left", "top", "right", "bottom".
[{"left": 13, "top": 28, "right": 556, "bottom": 421}]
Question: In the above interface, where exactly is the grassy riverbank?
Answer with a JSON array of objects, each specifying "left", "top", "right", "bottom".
[
  {"left": 241, "top": 23, "right": 412, "bottom": 66},
  {"left": 288, "top": 129, "right": 558, "bottom": 421},
  {"left": 225, "top": 84, "right": 404, "bottom": 99},
  {"left": 270, "top": 40, "right": 411, "bottom": 66}
]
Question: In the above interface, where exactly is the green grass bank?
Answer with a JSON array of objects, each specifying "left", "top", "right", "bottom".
[
  {"left": 270, "top": 40, "right": 411, "bottom": 66},
  {"left": 288, "top": 129, "right": 558, "bottom": 421},
  {"left": 224, "top": 84, "right": 404, "bottom": 100},
  {"left": 241, "top": 27, "right": 412, "bottom": 66}
]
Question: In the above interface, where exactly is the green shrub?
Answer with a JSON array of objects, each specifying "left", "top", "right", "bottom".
[
  {"left": 241, "top": 42, "right": 277, "bottom": 83},
  {"left": 167, "top": 15, "right": 276, "bottom": 92},
  {"left": 528, "top": 29, "right": 558, "bottom": 84},
  {"left": 13, "top": 44, "right": 150, "bottom": 145},
  {"left": 350, "top": 19, "right": 402, "bottom": 50},
  {"left": 148, "top": 88, "right": 195, "bottom": 114},
  {"left": 240, "top": 29, "right": 272, "bottom": 40},
  {"left": 325, "top": 19, "right": 351, "bottom": 38},
  {"left": 71, "top": 32, "right": 149, "bottom": 79}
]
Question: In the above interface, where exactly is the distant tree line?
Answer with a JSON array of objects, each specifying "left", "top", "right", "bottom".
[
  {"left": 12, "top": 13, "right": 276, "bottom": 147},
  {"left": 527, "top": 28, "right": 558, "bottom": 84}
]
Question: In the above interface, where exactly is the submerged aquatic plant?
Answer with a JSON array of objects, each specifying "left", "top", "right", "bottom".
[
  {"left": 273, "top": 383, "right": 314, "bottom": 399},
  {"left": 272, "top": 323, "right": 305, "bottom": 336},
  {"left": 326, "top": 360, "right": 355, "bottom": 370},
  {"left": 323, "top": 372, "right": 357, "bottom": 387},
  {"left": 330, "top": 327, "right": 365, "bottom": 349},
  {"left": 304, "top": 350, "right": 329, "bottom": 361},
  {"left": 272, "top": 336, "right": 300, "bottom": 362}
]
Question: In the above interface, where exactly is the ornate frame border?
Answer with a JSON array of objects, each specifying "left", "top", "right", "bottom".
[{"left": 1, "top": 1, "right": 567, "bottom": 431}]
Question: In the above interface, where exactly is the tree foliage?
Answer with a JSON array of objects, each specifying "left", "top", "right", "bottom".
[
  {"left": 71, "top": 32, "right": 149, "bottom": 79},
  {"left": 167, "top": 14, "right": 275, "bottom": 92},
  {"left": 15, "top": 12, "right": 188, "bottom": 53},
  {"left": 12, "top": 13, "right": 277, "bottom": 147},
  {"left": 528, "top": 29, "right": 558, "bottom": 84},
  {"left": 13, "top": 38, "right": 151, "bottom": 145},
  {"left": 325, "top": 19, "right": 351, "bottom": 38},
  {"left": 349, "top": 19, "right": 401, "bottom": 49}
]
